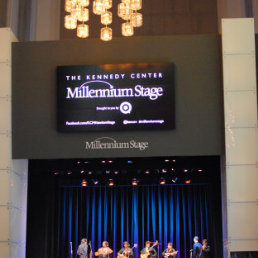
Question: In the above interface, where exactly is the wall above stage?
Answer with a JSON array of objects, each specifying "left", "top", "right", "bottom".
[{"left": 12, "top": 35, "right": 223, "bottom": 159}]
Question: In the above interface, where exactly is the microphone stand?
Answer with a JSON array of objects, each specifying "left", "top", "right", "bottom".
[{"left": 157, "top": 244, "right": 159, "bottom": 258}]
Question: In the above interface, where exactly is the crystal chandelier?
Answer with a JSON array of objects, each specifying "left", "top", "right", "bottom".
[{"left": 64, "top": 0, "right": 143, "bottom": 41}]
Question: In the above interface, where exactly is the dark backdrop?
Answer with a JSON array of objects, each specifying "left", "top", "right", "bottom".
[{"left": 12, "top": 35, "right": 223, "bottom": 159}]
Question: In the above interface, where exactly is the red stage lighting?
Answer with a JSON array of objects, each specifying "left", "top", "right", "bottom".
[
  {"left": 108, "top": 179, "right": 114, "bottom": 186},
  {"left": 132, "top": 178, "right": 138, "bottom": 186},
  {"left": 160, "top": 177, "right": 166, "bottom": 185},
  {"left": 81, "top": 179, "right": 87, "bottom": 187}
]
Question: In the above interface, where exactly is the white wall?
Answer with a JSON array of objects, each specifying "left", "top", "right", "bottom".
[
  {"left": 222, "top": 18, "right": 258, "bottom": 257},
  {"left": 0, "top": 27, "right": 28, "bottom": 258}
]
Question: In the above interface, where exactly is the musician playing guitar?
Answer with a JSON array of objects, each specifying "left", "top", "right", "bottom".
[
  {"left": 95, "top": 241, "right": 113, "bottom": 258},
  {"left": 117, "top": 242, "right": 137, "bottom": 258},
  {"left": 162, "top": 243, "right": 178, "bottom": 258},
  {"left": 140, "top": 241, "right": 158, "bottom": 258}
]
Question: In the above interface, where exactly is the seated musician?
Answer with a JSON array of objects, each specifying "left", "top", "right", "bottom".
[
  {"left": 140, "top": 241, "right": 157, "bottom": 258},
  {"left": 118, "top": 241, "right": 134, "bottom": 258},
  {"left": 97, "top": 241, "right": 113, "bottom": 258},
  {"left": 162, "top": 243, "right": 178, "bottom": 258}
]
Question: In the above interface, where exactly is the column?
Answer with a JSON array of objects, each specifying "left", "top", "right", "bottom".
[
  {"left": 222, "top": 18, "right": 258, "bottom": 256},
  {"left": 0, "top": 28, "right": 28, "bottom": 258}
]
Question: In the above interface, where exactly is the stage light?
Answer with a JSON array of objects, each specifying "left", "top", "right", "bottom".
[
  {"left": 67, "top": 171, "right": 72, "bottom": 175},
  {"left": 172, "top": 177, "right": 178, "bottom": 183},
  {"left": 84, "top": 161, "right": 89, "bottom": 164},
  {"left": 132, "top": 178, "right": 139, "bottom": 185},
  {"left": 184, "top": 169, "right": 188, "bottom": 173},
  {"left": 198, "top": 169, "right": 203, "bottom": 172},
  {"left": 80, "top": 170, "right": 85, "bottom": 174},
  {"left": 127, "top": 160, "right": 133, "bottom": 164},
  {"left": 160, "top": 177, "right": 166, "bottom": 185},
  {"left": 108, "top": 160, "right": 113, "bottom": 163},
  {"left": 108, "top": 179, "right": 114, "bottom": 186},
  {"left": 54, "top": 171, "right": 59, "bottom": 176},
  {"left": 77, "top": 161, "right": 81, "bottom": 164},
  {"left": 145, "top": 170, "right": 150, "bottom": 174},
  {"left": 172, "top": 159, "right": 176, "bottom": 163},
  {"left": 185, "top": 179, "right": 191, "bottom": 184},
  {"left": 170, "top": 168, "right": 175, "bottom": 171},
  {"left": 87, "top": 171, "right": 92, "bottom": 175},
  {"left": 114, "top": 170, "right": 119, "bottom": 175},
  {"left": 106, "top": 170, "right": 111, "bottom": 174},
  {"left": 101, "top": 160, "right": 106, "bottom": 164},
  {"left": 162, "top": 169, "right": 167, "bottom": 173},
  {"left": 164, "top": 159, "right": 169, "bottom": 162},
  {"left": 81, "top": 179, "right": 87, "bottom": 187},
  {"left": 92, "top": 179, "right": 99, "bottom": 185}
]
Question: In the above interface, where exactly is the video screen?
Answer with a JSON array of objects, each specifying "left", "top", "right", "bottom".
[{"left": 57, "top": 63, "right": 175, "bottom": 132}]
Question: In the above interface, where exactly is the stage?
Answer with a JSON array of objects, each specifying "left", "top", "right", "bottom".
[{"left": 26, "top": 156, "right": 223, "bottom": 258}]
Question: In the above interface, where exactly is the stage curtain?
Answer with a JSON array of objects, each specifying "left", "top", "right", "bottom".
[{"left": 57, "top": 184, "right": 219, "bottom": 258}]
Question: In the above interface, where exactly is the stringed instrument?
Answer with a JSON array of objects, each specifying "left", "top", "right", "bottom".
[
  {"left": 163, "top": 250, "right": 178, "bottom": 257},
  {"left": 140, "top": 241, "right": 159, "bottom": 258},
  {"left": 117, "top": 243, "right": 138, "bottom": 258}
]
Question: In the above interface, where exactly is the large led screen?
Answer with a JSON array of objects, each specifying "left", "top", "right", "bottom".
[{"left": 57, "top": 63, "right": 175, "bottom": 132}]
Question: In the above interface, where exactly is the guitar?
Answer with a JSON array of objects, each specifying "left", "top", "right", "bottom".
[
  {"left": 140, "top": 241, "right": 159, "bottom": 258},
  {"left": 163, "top": 250, "right": 178, "bottom": 257},
  {"left": 117, "top": 243, "right": 138, "bottom": 258}
]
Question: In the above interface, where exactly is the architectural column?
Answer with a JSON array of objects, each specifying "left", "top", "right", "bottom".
[
  {"left": 0, "top": 28, "right": 28, "bottom": 258},
  {"left": 222, "top": 18, "right": 258, "bottom": 256}
]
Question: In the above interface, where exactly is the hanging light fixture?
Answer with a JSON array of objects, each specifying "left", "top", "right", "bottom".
[
  {"left": 64, "top": 0, "right": 90, "bottom": 38},
  {"left": 64, "top": 0, "right": 143, "bottom": 41}
]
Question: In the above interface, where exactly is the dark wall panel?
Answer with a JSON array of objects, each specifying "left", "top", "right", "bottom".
[
  {"left": 12, "top": 35, "right": 223, "bottom": 159},
  {"left": 0, "top": 0, "right": 8, "bottom": 27}
]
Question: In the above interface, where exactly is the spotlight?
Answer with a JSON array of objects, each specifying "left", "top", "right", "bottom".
[
  {"left": 108, "top": 179, "right": 114, "bottom": 186},
  {"left": 92, "top": 179, "right": 99, "bottom": 185},
  {"left": 145, "top": 170, "right": 150, "bottom": 174},
  {"left": 172, "top": 177, "right": 178, "bottom": 183},
  {"left": 127, "top": 160, "right": 133, "bottom": 164},
  {"left": 77, "top": 161, "right": 81, "bottom": 164},
  {"left": 198, "top": 169, "right": 203, "bottom": 172},
  {"left": 101, "top": 160, "right": 106, "bottom": 164},
  {"left": 106, "top": 170, "right": 111, "bottom": 174},
  {"left": 170, "top": 168, "right": 175, "bottom": 171},
  {"left": 160, "top": 177, "right": 166, "bottom": 185},
  {"left": 80, "top": 170, "right": 85, "bottom": 174},
  {"left": 185, "top": 179, "right": 191, "bottom": 184},
  {"left": 172, "top": 159, "right": 176, "bottom": 163},
  {"left": 164, "top": 159, "right": 170, "bottom": 162},
  {"left": 87, "top": 171, "right": 92, "bottom": 175},
  {"left": 67, "top": 171, "right": 72, "bottom": 175},
  {"left": 132, "top": 178, "right": 139, "bottom": 186},
  {"left": 81, "top": 179, "right": 87, "bottom": 187},
  {"left": 84, "top": 161, "right": 89, "bottom": 164},
  {"left": 114, "top": 170, "right": 119, "bottom": 175},
  {"left": 184, "top": 169, "right": 189, "bottom": 173},
  {"left": 54, "top": 171, "right": 59, "bottom": 176},
  {"left": 162, "top": 169, "right": 167, "bottom": 173},
  {"left": 108, "top": 160, "right": 113, "bottom": 163}
]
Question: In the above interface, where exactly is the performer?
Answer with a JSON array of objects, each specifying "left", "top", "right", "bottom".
[
  {"left": 140, "top": 241, "right": 158, "bottom": 258},
  {"left": 96, "top": 241, "right": 113, "bottom": 258},
  {"left": 193, "top": 236, "right": 202, "bottom": 258},
  {"left": 201, "top": 239, "right": 210, "bottom": 258},
  {"left": 118, "top": 241, "right": 134, "bottom": 258},
  {"left": 77, "top": 238, "right": 92, "bottom": 258},
  {"left": 162, "top": 243, "right": 178, "bottom": 257}
]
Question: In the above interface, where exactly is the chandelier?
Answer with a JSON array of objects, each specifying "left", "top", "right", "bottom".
[{"left": 64, "top": 0, "right": 143, "bottom": 41}]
